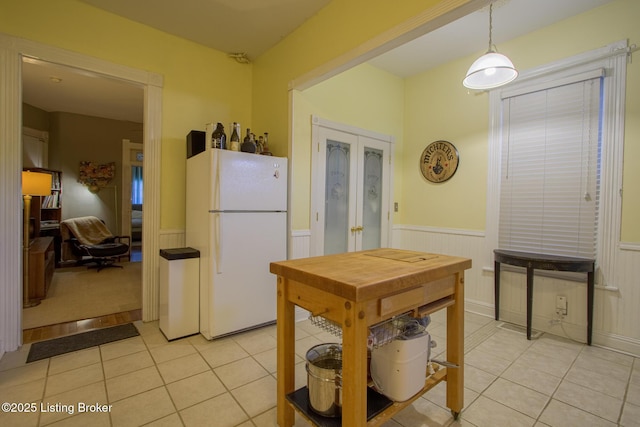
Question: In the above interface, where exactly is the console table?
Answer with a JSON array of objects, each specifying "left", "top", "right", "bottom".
[
  {"left": 29, "top": 236, "right": 55, "bottom": 301},
  {"left": 270, "top": 248, "right": 471, "bottom": 427},
  {"left": 493, "top": 249, "right": 594, "bottom": 345}
]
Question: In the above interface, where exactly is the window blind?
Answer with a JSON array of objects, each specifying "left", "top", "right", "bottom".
[
  {"left": 132, "top": 165, "right": 143, "bottom": 204},
  {"left": 498, "top": 77, "right": 601, "bottom": 258}
]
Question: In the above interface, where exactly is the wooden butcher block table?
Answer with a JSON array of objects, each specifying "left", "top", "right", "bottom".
[{"left": 270, "top": 248, "right": 472, "bottom": 427}]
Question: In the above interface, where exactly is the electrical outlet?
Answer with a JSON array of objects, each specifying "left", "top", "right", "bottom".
[
  {"left": 394, "top": 202, "right": 399, "bottom": 212},
  {"left": 556, "top": 295, "right": 567, "bottom": 316}
]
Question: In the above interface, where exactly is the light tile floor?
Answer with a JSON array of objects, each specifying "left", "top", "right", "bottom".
[{"left": 1, "top": 311, "right": 638, "bottom": 427}]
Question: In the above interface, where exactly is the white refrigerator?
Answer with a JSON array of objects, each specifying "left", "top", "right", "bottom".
[{"left": 186, "top": 146, "right": 287, "bottom": 340}]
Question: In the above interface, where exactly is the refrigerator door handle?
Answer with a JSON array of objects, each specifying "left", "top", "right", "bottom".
[{"left": 214, "top": 213, "right": 222, "bottom": 274}]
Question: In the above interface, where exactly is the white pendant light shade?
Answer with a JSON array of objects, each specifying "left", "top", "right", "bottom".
[
  {"left": 463, "top": 51, "right": 518, "bottom": 90},
  {"left": 463, "top": 3, "right": 517, "bottom": 90}
]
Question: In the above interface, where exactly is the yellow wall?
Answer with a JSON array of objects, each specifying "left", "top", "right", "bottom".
[
  {"left": 402, "top": 0, "right": 639, "bottom": 240},
  {"left": 252, "top": 0, "right": 482, "bottom": 157},
  {"left": 2, "top": 0, "right": 472, "bottom": 230},
  {"left": 403, "top": 55, "right": 489, "bottom": 230},
  {"left": 0, "top": 0, "right": 253, "bottom": 229},
  {"left": 3, "top": 0, "right": 637, "bottom": 242},
  {"left": 293, "top": 0, "right": 639, "bottom": 242},
  {"left": 291, "top": 63, "right": 405, "bottom": 229}
]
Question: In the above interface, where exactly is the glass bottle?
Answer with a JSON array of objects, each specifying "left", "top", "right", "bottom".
[
  {"left": 262, "top": 132, "right": 271, "bottom": 155},
  {"left": 241, "top": 128, "right": 256, "bottom": 153},
  {"left": 256, "top": 135, "right": 264, "bottom": 154},
  {"left": 212, "top": 122, "right": 227, "bottom": 149},
  {"left": 229, "top": 122, "right": 240, "bottom": 151}
]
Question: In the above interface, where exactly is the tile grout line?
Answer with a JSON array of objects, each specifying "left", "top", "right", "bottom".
[
  {"left": 617, "top": 356, "right": 636, "bottom": 426},
  {"left": 143, "top": 325, "right": 184, "bottom": 427},
  {"left": 535, "top": 341, "right": 630, "bottom": 426},
  {"left": 11, "top": 315, "right": 637, "bottom": 427}
]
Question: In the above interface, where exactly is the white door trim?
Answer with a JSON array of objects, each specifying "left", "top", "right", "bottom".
[
  {"left": 0, "top": 34, "right": 163, "bottom": 352},
  {"left": 310, "top": 115, "right": 395, "bottom": 256}
]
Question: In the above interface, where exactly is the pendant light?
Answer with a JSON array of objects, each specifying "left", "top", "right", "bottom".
[{"left": 463, "top": 3, "right": 517, "bottom": 90}]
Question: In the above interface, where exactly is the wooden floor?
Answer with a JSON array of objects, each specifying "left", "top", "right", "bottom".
[
  {"left": 22, "top": 309, "right": 142, "bottom": 344},
  {"left": 23, "top": 247, "right": 143, "bottom": 345}
]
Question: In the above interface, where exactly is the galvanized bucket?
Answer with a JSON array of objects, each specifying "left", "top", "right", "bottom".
[{"left": 305, "top": 343, "right": 342, "bottom": 417}]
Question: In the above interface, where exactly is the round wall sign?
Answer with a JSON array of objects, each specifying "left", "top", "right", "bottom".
[{"left": 420, "top": 140, "right": 459, "bottom": 183}]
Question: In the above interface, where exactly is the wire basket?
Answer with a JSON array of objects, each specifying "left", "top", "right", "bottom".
[
  {"left": 367, "top": 313, "right": 425, "bottom": 349},
  {"left": 309, "top": 312, "right": 426, "bottom": 349},
  {"left": 309, "top": 315, "right": 343, "bottom": 338}
]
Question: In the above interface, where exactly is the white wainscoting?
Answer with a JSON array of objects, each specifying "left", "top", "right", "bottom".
[
  {"left": 393, "top": 225, "right": 640, "bottom": 356},
  {"left": 159, "top": 229, "right": 186, "bottom": 250},
  {"left": 290, "top": 230, "right": 311, "bottom": 322},
  {"left": 290, "top": 230, "right": 311, "bottom": 260},
  {"left": 159, "top": 230, "right": 312, "bottom": 322},
  {"left": 139, "top": 230, "right": 187, "bottom": 322},
  {"left": 291, "top": 226, "right": 640, "bottom": 356},
  {"left": 162, "top": 227, "right": 639, "bottom": 355}
]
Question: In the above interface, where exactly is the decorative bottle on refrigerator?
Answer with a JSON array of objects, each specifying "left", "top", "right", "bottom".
[
  {"left": 256, "top": 135, "right": 264, "bottom": 154},
  {"left": 229, "top": 123, "right": 240, "bottom": 151},
  {"left": 262, "top": 132, "right": 271, "bottom": 155},
  {"left": 241, "top": 128, "right": 257, "bottom": 153},
  {"left": 212, "top": 122, "right": 227, "bottom": 149}
]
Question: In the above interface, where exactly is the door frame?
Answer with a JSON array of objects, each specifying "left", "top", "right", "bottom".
[
  {"left": 121, "top": 139, "right": 144, "bottom": 238},
  {"left": 23, "top": 126, "right": 49, "bottom": 168},
  {"left": 0, "top": 34, "right": 163, "bottom": 352},
  {"left": 310, "top": 115, "right": 395, "bottom": 256}
]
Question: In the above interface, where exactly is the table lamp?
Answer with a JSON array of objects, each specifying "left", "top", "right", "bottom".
[{"left": 22, "top": 171, "right": 52, "bottom": 308}]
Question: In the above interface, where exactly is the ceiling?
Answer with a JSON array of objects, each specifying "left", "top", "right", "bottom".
[{"left": 22, "top": 0, "right": 615, "bottom": 123}]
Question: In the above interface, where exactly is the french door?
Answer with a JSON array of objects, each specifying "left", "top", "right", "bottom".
[{"left": 311, "top": 117, "right": 393, "bottom": 255}]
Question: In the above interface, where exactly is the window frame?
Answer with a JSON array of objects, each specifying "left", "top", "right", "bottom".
[{"left": 485, "top": 40, "right": 628, "bottom": 289}]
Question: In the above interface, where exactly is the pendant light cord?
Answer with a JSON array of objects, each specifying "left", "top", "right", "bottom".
[{"left": 488, "top": 3, "right": 494, "bottom": 52}]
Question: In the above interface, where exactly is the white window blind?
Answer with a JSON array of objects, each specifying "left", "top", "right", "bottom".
[{"left": 498, "top": 76, "right": 602, "bottom": 258}]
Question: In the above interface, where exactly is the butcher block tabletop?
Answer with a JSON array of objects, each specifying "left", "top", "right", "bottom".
[{"left": 270, "top": 248, "right": 472, "bottom": 302}]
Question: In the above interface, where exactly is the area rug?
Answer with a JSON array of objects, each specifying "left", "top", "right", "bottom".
[
  {"left": 23, "top": 262, "right": 142, "bottom": 329},
  {"left": 26, "top": 323, "right": 139, "bottom": 363}
]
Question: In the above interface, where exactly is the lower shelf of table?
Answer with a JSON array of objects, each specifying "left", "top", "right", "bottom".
[
  {"left": 285, "top": 366, "right": 449, "bottom": 427},
  {"left": 286, "top": 386, "right": 392, "bottom": 427}
]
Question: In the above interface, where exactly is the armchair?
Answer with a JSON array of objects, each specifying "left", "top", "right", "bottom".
[{"left": 60, "top": 216, "right": 130, "bottom": 272}]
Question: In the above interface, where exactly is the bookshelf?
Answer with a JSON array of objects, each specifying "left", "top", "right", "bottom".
[{"left": 24, "top": 168, "right": 62, "bottom": 265}]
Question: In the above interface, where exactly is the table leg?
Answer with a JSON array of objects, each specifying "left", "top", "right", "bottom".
[
  {"left": 446, "top": 272, "right": 465, "bottom": 418},
  {"left": 526, "top": 267, "right": 533, "bottom": 340},
  {"left": 341, "top": 301, "right": 369, "bottom": 427},
  {"left": 494, "top": 261, "right": 501, "bottom": 321},
  {"left": 276, "top": 276, "right": 295, "bottom": 427},
  {"left": 587, "top": 270, "right": 594, "bottom": 345}
]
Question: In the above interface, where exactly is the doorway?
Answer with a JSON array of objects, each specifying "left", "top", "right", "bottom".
[
  {"left": 310, "top": 117, "right": 394, "bottom": 256},
  {"left": 1, "top": 33, "right": 161, "bottom": 352},
  {"left": 20, "top": 58, "right": 145, "bottom": 338},
  {"left": 122, "top": 140, "right": 144, "bottom": 262}
]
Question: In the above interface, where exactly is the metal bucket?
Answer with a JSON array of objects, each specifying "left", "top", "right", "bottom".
[{"left": 305, "top": 343, "right": 342, "bottom": 417}]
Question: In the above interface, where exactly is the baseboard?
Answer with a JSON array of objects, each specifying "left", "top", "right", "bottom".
[
  {"left": 592, "top": 331, "right": 640, "bottom": 357},
  {"left": 465, "top": 299, "right": 495, "bottom": 319},
  {"left": 465, "top": 298, "right": 640, "bottom": 356}
]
